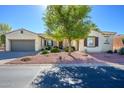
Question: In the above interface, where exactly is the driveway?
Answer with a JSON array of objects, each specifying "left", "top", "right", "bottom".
[
  {"left": 0, "top": 52, "right": 37, "bottom": 60},
  {"left": 0, "top": 52, "right": 37, "bottom": 64},
  {"left": 0, "top": 65, "right": 42, "bottom": 88}
]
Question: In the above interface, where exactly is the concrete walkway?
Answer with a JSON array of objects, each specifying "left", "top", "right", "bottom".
[
  {"left": 0, "top": 58, "right": 16, "bottom": 65},
  {"left": 0, "top": 65, "right": 41, "bottom": 88}
]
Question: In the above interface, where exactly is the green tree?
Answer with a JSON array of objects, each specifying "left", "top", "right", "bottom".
[
  {"left": 0, "top": 24, "right": 12, "bottom": 48},
  {"left": 44, "top": 5, "right": 98, "bottom": 55}
]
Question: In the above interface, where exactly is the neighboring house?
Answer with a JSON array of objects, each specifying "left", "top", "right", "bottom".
[
  {"left": 113, "top": 35, "right": 124, "bottom": 51},
  {"left": 5, "top": 28, "right": 116, "bottom": 52}
]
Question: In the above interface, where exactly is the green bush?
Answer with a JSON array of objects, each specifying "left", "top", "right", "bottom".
[
  {"left": 106, "top": 50, "right": 113, "bottom": 54},
  {"left": 41, "top": 50, "right": 49, "bottom": 54},
  {"left": 122, "top": 38, "right": 124, "bottom": 44},
  {"left": 64, "top": 46, "right": 75, "bottom": 52},
  {"left": 53, "top": 46, "right": 59, "bottom": 48},
  {"left": 119, "top": 47, "right": 124, "bottom": 55},
  {"left": 114, "top": 49, "right": 117, "bottom": 53},
  {"left": 51, "top": 48, "right": 60, "bottom": 53},
  {"left": 45, "top": 46, "right": 52, "bottom": 50},
  {"left": 40, "top": 48, "right": 45, "bottom": 51},
  {"left": 71, "top": 46, "right": 76, "bottom": 51}
]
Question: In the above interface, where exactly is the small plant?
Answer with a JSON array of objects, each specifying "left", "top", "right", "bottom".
[
  {"left": 64, "top": 46, "right": 75, "bottom": 52},
  {"left": 122, "top": 38, "right": 124, "bottom": 44},
  {"left": 45, "top": 46, "right": 52, "bottom": 50},
  {"left": 119, "top": 47, "right": 124, "bottom": 55},
  {"left": 53, "top": 46, "right": 59, "bottom": 48},
  {"left": 51, "top": 48, "right": 60, "bottom": 53},
  {"left": 40, "top": 48, "right": 45, "bottom": 51},
  {"left": 114, "top": 49, "right": 117, "bottom": 53},
  {"left": 41, "top": 50, "right": 49, "bottom": 54},
  {"left": 59, "top": 56, "right": 62, "bottom": 62},
  {"left": 20, "top": 57, "right": 31, "bottom": 61},
  {"left": 71, "top": 46, "right": 76, "bottom": 51},
  {"left": 106, "top": 50, "right": 113, "bottom": 54}
]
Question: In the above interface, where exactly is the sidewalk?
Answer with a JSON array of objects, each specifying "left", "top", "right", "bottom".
[{"left": 0, "top": 58, "right": 16, "bottom": 65}]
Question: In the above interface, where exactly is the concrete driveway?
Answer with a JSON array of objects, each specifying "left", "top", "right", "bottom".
[
  {"left": 0, "top": 52, "right": 37, "bottom": 60},
  {"left": 0, "top": 52, "right": 37, "bottom": 64},
  {"left": 0, "top": 65, "right": 41, "bottom": 88}
]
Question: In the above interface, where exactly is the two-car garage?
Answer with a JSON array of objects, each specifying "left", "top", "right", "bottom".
[
  {"left": 6, "top": 28, "right": 43, "bottom": 52},
  {"left": 11, "top": 40, "right": 35, "bottom": 51}
]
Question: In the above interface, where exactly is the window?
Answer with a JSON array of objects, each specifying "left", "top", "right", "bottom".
[
  {"left": 47, "top": 40, "right": 51, "bottom": 46},
  {"left": 104, "top": 36, "right": 109, "bottom": 44},
  {"left": 47, "top": 40, "right": 53, "bottom": 46},
  {"left": 87, "top": 37, "right": 95, "bottom": 47}
]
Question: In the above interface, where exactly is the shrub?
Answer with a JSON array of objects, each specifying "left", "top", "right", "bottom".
[
  {"left": 114, "top": 49, "right": 117, "bottom": 53},
  {"left": 71, "top": 46, "right": 76, "bottom": 51},
  {"left": 51, "top": 48, "right": 60, "bottom": 53},
  {"left": 64, "top": 46, "right": 75, "bottom": 52},
  {"left": 20, "top": 57, "right": 31, "bottom": 61},
  {"left": 40, "top": 48, "right": 45, "bottom": 51},
  {"left": 45, "top": 46, "right": 52, "bottom": 50},
  {"left": 41, "top": 50, "right": 49, "bottom": 54},
  {"left": 53, "top": 46, "right": 59, "bottom": 48},
  {"left": 106, "top": 50, "right": 113, "bottom": 54},
  {"left": 119, "top": 47, "right": 124, "bottom": 55},
  {"left": 122, "top": 38, "right": 124, "bottom": 44}
]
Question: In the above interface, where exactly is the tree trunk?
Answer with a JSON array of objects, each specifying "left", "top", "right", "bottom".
[
  {"left": 68, "top": 39, "right": 72, "bottom": 56},
  {"left": 76, "top": 40, "right": 79, "bottom": 51}
]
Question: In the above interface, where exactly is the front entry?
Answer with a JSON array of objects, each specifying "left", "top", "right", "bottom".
[{"left": 59, "top": 41, "right": 63, "bottom": 49}]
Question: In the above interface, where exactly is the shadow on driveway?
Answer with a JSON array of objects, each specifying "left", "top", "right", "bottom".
[
  {"left": 0, "top": 52, "right": 37, "bottom": 60},
  {"left": 32, "top": 66, "right": 124, "bottom": 88}
]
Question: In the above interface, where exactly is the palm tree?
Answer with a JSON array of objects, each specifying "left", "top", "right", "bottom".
[{"left": 0, "top": 24, "right": 12, "bottom": 50}]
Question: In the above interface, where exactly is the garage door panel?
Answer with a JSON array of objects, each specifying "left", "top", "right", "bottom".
[{"left": 11, "top": 40, "right": 35, "bottom": 51}]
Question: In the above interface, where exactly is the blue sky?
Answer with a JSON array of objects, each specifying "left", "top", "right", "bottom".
[{"left": 0, "top": 5, "right": 124, "bottom": 34}]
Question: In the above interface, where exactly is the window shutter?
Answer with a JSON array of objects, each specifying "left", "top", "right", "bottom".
[
  {"left": 44, "top": 40, "right": 46, "bottom": 46},
  {"left": 84, "top": 38, "right": 87, "bottom": 47},
  {"left": 95, "top": 37, "right": 99, "bottom": 47},
  {"left": 51, "top": 40, "right": 53, "bottom": 46}
]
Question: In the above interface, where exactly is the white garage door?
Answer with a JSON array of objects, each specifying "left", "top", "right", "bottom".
[{"left": 11, "top": 40, "right": 35, "bottom": 51}]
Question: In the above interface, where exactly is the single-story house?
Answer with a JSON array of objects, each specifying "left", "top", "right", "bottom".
[{"left": 5, "top": 28, "right": 116, "bottom": 52}]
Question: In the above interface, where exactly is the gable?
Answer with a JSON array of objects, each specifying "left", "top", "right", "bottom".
[
  {"left": 89, "top": 30, "right": 103, "bottom": 37},
  {"left": 6, "top": 28, "right": 38, "bottom": 36},
  {"left": 6, "top": 28, "right": 39, "bottom": 40}
]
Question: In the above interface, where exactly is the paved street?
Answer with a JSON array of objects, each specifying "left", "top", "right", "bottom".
[
  {"left": 0, "top": 65, "right": 41, "bottom": 88},
  {"left": 32, "top": 65, "right": 124, "bottom": 88}
]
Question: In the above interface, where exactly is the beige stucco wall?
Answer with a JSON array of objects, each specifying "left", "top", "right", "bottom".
[
  {"left": 83, "top": 31, "right": 104, "bottom": 52},
  {"left": 79, "top": 31, "right": 115, "bottom": 52},
  {"left": 102, "top": 34, "right": 115, "bottom": 52},
  {"left": 6, "top": 30, "right": 43, "bottom": 51},
  {"left": 63, "top": 31, "right": 115, "bottom": 52}
]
